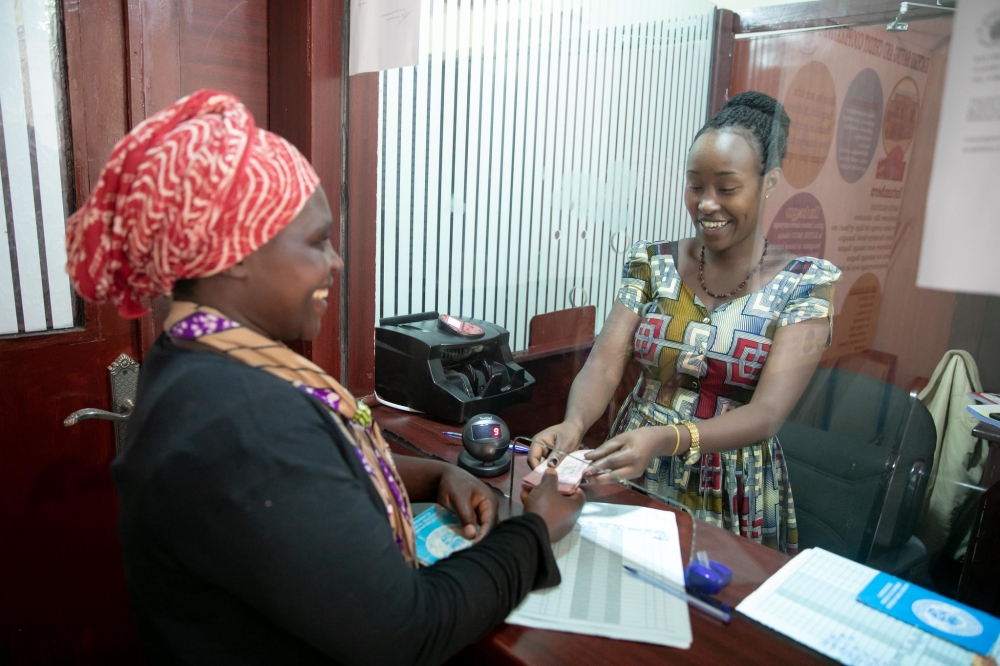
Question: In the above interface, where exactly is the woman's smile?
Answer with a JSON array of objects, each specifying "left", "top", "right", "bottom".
[
  {"left": 312, "top": 287, "right": 330, "bottom": 305},
  {"left": 699, "top": 218, "right": 731, "bottom": 233}
]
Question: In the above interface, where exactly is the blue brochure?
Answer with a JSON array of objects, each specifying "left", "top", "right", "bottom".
[
  {"left": 857, "top": 572, "right": 1000, "bottom": 655},
  {"left": 413, "top": 505, "right": 473, "bottom": 566}
]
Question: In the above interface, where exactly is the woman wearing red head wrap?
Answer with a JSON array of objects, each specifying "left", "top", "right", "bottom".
[{"left": 67, "top": 91, "right": 583, "bottom": 665}]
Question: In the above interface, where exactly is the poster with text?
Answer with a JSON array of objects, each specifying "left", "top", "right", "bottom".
[{"left": 737, "top": 26, "right": 935, "bottom": 364}]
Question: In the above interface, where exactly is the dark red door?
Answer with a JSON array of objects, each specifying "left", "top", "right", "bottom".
[
  {"left": 1, "top": 1, "right": 279, "bottom": 662},
  {"left": 0, "top": 1, "right": 143, "bottom": 660}
]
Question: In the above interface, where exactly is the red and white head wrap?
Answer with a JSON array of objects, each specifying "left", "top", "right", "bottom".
[{"left": 65, "top": 90, "right": 319, "bottom": 318}]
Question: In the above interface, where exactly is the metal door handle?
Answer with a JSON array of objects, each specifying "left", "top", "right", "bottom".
[
  {"left": 64, "top": 399, "right": 134, "bottom": 426},
  {"left": 62, "top": 353, "right": 140, "bottom": 455}
]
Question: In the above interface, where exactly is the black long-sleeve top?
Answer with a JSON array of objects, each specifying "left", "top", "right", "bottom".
[{"left": 112, "top": 336, "right": 559, "bottom": 665}]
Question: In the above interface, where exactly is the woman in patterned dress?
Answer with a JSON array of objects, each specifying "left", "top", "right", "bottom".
[{"left": 528, "top": 92, "right": 841, "bottom": 554}]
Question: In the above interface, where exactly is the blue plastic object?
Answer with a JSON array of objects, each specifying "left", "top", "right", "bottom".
[{"left": 685, "top": 551, "right": 733, "bottom": 595}]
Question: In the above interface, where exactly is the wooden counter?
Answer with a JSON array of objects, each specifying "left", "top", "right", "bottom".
[{"left": 371, "top": 404, "right": 831, "bottom": 665}]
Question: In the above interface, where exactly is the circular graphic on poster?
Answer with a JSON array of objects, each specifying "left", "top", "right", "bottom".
[
  {"left": 882, "top": 77, "right": 920, "bottom": 156},
  {"left": 782, "top": 61, "right": 837, "bottom": 189},
  {"left": 978, "top": 9, "right": 1000, "bottom": 48},
  {"left": 767, "top": 192, "right": 826, "bottom": 258},
  {"left": 836, "top": 68, "right": 883, "bottom": 184},
  {"left": 827, "top": 273, "right": 882, "bottom": 359}
]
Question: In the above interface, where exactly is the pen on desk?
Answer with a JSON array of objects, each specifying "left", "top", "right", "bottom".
[
  {"left": 623, "top": 565, "right": 731, "bottom": 623},
  {"left": 442, "top": 431, "right": 463, "bottom": 439}
]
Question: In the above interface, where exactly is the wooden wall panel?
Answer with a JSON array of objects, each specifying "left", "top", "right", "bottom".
[
  {"left": 179, "top": 0, "right": 268, "bottom": 123},
  {"left": 729, "top": 37, "right": 782, "bottom": 102},
  {"left": 131, "top": 0, "right": 268, "bottom": 124},
  {"left": 708, "top": 9, "right": 738, "bottom": 117},
  {"left": 128, "top": 0, "right": 271, "bottom": 354},
  {"left": 345, "top": 71, "right": 380, "bottom": 394},
  {"left": 267, "top": 0, "right": 346, "bottom": 377}
]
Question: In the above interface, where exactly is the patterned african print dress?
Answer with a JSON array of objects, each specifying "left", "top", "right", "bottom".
[{"left": 612, "top": 240, "right": 842, "bottom": 554}]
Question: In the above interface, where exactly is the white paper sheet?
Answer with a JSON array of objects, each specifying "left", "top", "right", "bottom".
[
  {"left": 918, "top": 0, "right": 1000, "bottom": 295},
  {"left": 349, "top": 0, "right": 421, "bottom": 75},
  {"left": 736, "top": 548, "right": 1000, "bottom": 665},
  {"left": 507, "top": 503, "right": 692, "bottom": 649}
]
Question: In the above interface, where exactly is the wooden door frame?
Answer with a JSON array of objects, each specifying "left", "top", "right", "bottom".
[{"left": 343, "top": 70, "right": 379, "bottom": 394}]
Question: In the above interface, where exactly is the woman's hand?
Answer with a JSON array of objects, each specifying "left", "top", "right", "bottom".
[
  {"left": 436, "top": 466, "right": 499, "bottom": 542},
  {"left": 527, "top": 421, "right": 585, "bottom": 469},
  {"left": 521, "top": 470, "right": 586, "bottom": 543},
  {"left": 583, "top": 426, "right": 680, "bottom": 484}
]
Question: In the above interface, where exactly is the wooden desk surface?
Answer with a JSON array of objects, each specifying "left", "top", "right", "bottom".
[{"left": 371, "top": 405, "right": 830, "bottom": 665}]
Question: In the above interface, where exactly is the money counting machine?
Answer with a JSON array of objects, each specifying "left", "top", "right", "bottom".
[{"left": 375, "top": 312, "right": 535, "bottom": 423}]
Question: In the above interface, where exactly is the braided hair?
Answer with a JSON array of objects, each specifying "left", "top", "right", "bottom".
[{"left": 694, "top": 91, "right": 791, "bottom": 175}]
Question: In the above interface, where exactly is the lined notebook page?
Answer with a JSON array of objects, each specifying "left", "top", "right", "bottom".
[
  {"left": 737, "top": 548, "right": 1000, "bottom": 665},
  {"left": 507, "top": 502, "right": 692, "bottom": 648}
]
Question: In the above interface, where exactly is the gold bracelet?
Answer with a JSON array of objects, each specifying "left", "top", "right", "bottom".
[
  {"left": 668, "top": 424, "right": 681, "bottom": 456},
  {"left": 679, "top": 420, "right": 701, "bottom": 466}
]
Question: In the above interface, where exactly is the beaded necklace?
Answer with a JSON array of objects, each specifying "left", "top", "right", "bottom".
[{"left": 698, "top": 238, "right": 769, "bottom": 300}]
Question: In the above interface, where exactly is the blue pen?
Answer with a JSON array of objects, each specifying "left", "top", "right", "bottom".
[{"left": 623, "top": 565, "right": 731, "bottom": 623}]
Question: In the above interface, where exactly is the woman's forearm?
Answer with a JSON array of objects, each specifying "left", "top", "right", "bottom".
[
  {"left": 618, "top": 401, "right": 777, "bottom": 462},
  {"left": 689, "top": 401, "right": 782, "bottom": 454},
  {"left": 563, "top": 301, "right": 640, "bottom": 435},
  {"left": 394, "top": 456, "right": 447, "bottom": 502},
  {"left": 563, "top": 355, "right": 626, "bottom": 434}
]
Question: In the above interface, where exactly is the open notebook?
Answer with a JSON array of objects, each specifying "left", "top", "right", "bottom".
[
  {"left": 737, "top": 548, "right": 1000, "bottom": 665},
  {"left": 507, "top": 502, "right": 692, "bottom": 649}
]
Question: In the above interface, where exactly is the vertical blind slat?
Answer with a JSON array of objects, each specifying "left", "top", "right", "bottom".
[
  {"left": 0, "top": 141, "right": 17, "bottom": 334},
  {"left": 22, "top": 0, "right": 71, "bottom": 328}
]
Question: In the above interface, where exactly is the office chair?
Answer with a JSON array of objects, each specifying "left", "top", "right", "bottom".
[{"left": 777, "top": 366, "right": 936, "bottom": 576}]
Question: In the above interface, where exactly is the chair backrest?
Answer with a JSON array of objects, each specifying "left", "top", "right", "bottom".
[
  {"left": 527, "top": 306, "right": 596, "bottom": 354},
  {"left": 777, "top": 366, "right": 936, "bottom": 563}
]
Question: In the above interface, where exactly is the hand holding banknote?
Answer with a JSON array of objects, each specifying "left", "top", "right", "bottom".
[
  {"left": 522, "top": 449, "right": 591, "bottom": 494},
  {"left": 521, "top": 469, "right": 585, "bottom": 543}
]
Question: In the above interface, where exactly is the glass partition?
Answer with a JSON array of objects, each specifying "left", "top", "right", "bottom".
[
  {"left": 730, "top": 16, "right": 991, "bottom": 600},
  {"left": 372, "top": 0, "right": 993, "bottom": 608}
]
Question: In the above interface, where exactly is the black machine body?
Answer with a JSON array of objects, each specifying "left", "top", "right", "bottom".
[
  {"left": 375, "top": 312, "right": 535, "bottom": 423},
  {"left": 457, "top": 414, "right": 512, "bottom": 478}
]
